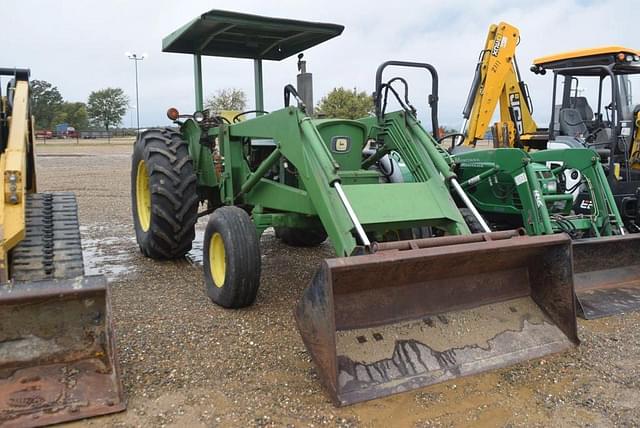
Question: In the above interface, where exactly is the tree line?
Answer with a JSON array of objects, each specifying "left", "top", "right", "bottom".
[
  {"left": 32, "top": 80, "right": 128, "bottom": 131},
  {"left": 33, "top": 81, "right": 376, "bottom": 131},
  {"left": 206, "top": 87, "right": 374, "bottom": 119}
]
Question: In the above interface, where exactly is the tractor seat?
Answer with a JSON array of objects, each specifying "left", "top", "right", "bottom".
[
  {"left": 571, "top": 97, "right": 594, "bottom": 122},
  {"left": 559, "top": 108, "right": 588, "bottom": 137}
]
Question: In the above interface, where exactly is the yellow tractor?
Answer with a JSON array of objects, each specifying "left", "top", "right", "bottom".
[{"left": 0, "top": 68, "right": 124, "bottom": 426}]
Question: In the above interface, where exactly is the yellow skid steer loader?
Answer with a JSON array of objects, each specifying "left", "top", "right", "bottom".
[{"left": 0, "top": 68, "right": 124, "bottom": 426}]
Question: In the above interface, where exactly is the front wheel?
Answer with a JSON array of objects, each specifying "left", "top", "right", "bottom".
[{"left": 204, "top": 206, "right": 261, "bottom": 308}]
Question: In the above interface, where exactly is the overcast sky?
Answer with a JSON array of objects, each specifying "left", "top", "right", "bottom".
[{"left": 4, "top": 0, "right": 637, "bottom": 129}]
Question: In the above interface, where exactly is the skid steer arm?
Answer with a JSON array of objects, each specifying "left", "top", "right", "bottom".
[{"left": 0, "top": 70, "right": 34, "bottom": 282}]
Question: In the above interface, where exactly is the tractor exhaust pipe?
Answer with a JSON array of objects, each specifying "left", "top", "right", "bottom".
[{"left": 297, "top": 54, "right": 314, "bottom": 116}]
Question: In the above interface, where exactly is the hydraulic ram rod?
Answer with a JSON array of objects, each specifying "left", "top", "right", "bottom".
[
  {"left": 334, "top": 182, "right": 371, "bottom": 249},
  {"left": 451, "top": 178, "right": 492, "bottom": 233}
]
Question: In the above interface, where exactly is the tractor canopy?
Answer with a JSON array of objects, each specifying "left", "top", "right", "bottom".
[{"left": 162, "top": 9, "right": 344, "bottom": 60}]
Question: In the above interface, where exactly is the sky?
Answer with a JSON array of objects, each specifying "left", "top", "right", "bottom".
[{"left": 4, "top": 0, "right": 637, "bottom": 129}]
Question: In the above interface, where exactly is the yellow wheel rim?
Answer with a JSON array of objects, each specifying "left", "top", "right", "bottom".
[
  {"left": 136, "top": 160, "right": 151, "bottom": 232},
  {"left": 209, "top": 232, "right": 226, "bottom": 288}
]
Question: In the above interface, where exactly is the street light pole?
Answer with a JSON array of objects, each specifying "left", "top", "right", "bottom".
[{"left": 125, "top": 52, "right": 147, "bottom": 134}]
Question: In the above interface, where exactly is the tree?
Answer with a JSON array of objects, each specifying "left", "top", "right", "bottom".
[
  {"left": 205, "top": 88, "right": 247, "bottom": 111},
  {"left": 316, "top": 87, "right": 373, "bottom": 119},
  {"left": 30, "top": 80, "right": 64, "bottom": 129},
  {"left": 52, "top": 102, "right": 89, "bottom": 130},
  {"left": 87, "top": 88, "right": 129, "bottom": 131}
]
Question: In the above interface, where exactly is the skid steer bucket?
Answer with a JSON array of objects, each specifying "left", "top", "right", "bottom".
[
  {"left": 0, "top": 275, "right": 124, "bottom": 427},
  {"left": 573, "top": 234, "right": 640, "bottom": 319},
  {"left": 296, "top": 231, "right": 578, "bottom": 406}
]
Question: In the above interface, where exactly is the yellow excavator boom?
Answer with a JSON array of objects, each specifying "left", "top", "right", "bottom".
[{"left": 461, "top": 22, "right": 537, "bottom": 146}]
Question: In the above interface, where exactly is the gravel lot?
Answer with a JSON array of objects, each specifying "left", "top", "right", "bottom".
[{"left": 35, "top": 142, "right": 640, "bottom": 427}]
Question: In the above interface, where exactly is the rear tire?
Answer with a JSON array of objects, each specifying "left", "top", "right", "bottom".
[
  {"left": 131, "top": 128, "right": 199, "bottom": 259},
  {"left": 275, "top": 227, "right": 327, "bottom": 247},
  {"left": 204, "top": 206, "right": 261, "bottom": 308}
]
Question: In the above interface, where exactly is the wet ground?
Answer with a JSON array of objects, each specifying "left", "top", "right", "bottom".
[{"left": 34, "top": 142, "right": 640, "bottom": 427}]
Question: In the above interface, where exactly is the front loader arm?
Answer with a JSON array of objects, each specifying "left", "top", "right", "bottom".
[
  {"left": 228, "top": 107, "right": 358, "bottom": 256},
  {"left": 530, "top": 148, "right": 625, "bottom": 235}
]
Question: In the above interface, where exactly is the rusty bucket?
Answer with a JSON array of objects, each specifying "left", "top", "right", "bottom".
[
  {"left": 573, "top": 234, "right": 640, "bottom": 319},
  {"left": 295, "top": 231, "right": 578, "bottom": 406},
  {"left": 0, "top": 275, "right": 125, "bottom": 427}
]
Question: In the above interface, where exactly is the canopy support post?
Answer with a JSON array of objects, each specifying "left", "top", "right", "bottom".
[
  {"left": 254, "top": 59, "right": 264, "bottom": 115},
  {"left": 194, "top": 54, "right": 204, "bottom": 110}
]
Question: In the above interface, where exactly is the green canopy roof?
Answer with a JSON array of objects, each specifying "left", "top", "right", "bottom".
[{"left": 162, "top": 10, "right": 344, "bottom": 61}]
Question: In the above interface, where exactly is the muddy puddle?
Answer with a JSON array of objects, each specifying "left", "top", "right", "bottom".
[
  {"left": 81, "top": 224, "right": 137, "bottom": 281},
  {"left": 185, "top": 229, "right": 205, "bottom": 266}
]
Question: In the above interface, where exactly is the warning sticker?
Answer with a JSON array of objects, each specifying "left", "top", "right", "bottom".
[{"left": 514, "top": 173, "right": 527, "bottom": 186}]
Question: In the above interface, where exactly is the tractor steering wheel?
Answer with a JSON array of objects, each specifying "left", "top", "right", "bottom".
[
  {"left": 232, "top": 110, "right": 270, "bottom": 123},
  {"left": 437, "top": 133, "right": 466, "bottom": 154}
]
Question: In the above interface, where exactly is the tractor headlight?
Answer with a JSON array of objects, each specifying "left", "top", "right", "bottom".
[{"left": 194, "top": 111, "right": 205, "bottom": 122}]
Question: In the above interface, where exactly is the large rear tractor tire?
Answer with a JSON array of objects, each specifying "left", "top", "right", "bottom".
[
  {"left": 131, "top": 128, "right": 199, "bottom": 259},
  {"left": 204, "top": 206, "right": 261, "bottom": 308},
  {"left": 274, "top": 227, "right": 327, "bottom": 247}
]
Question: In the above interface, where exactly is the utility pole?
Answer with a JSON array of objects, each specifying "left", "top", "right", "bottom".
[{"left": 125, "top": 52, "right": 147, "bottom": 133}]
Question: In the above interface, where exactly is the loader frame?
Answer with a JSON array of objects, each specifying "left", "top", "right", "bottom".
[{"left": 454, "top": 147, "right": 625, "bottom": 237}]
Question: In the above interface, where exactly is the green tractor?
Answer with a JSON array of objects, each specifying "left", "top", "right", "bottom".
[
  {"left": 131, "top": 10, "right": 579, "bottom": 405},
  {"left": 442, "top": 139, "right": 640, "bottom": 319}
]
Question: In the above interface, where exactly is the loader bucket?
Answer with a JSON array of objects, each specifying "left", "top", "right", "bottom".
[
  {"left": 0, "top": 275, "right": 125, "bottom": 427},
  {"left": 573, "top": 234, "right": 640, "bottom": 319},
  {"left": 295, "top": 232, "right": 578, "bottom": 406}
]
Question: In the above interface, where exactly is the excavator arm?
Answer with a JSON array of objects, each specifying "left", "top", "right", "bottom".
[{"left": 461, "top": 22, "right": 537, "bottom": 147}]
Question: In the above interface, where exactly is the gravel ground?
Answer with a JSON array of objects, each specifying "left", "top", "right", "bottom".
[{"left": 34, "top": 142, "right": 640, "bottom": 427}]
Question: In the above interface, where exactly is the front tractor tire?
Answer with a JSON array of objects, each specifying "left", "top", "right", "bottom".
[
  {"left": 204, "top": 206, "right": 261, "bottom": 308},
  {"left": 131, "top": 128, "right": 199, "bottom": 259}
]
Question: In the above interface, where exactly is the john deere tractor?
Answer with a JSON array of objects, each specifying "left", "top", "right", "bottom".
[{"left": 131, "top": 10, "right": 579, "bottom": 406}]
